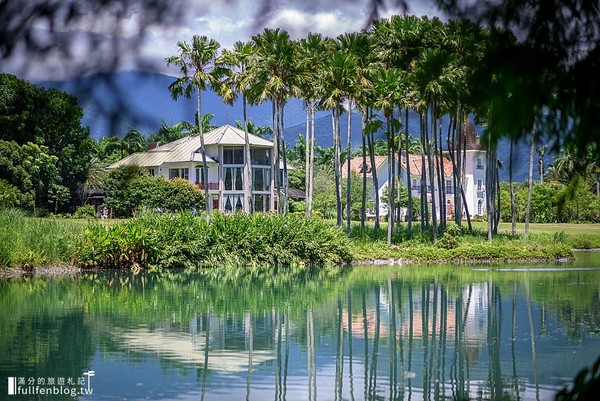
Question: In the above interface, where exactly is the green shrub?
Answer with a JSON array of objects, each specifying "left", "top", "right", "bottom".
[
  {"left": 76, "top": 212, "right": 352, "bottom": 270},
  {"left": 73, "top": 205, "right": 97, "bottom": 219}
]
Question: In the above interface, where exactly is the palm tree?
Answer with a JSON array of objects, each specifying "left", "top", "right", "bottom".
[
  {"left": 249, "top": 28, "right": 301, "bottom": 214},
  {"left": 371, "top": 67, "right": 407, "bottom": 245},
  {"left": 166, "top": 35, "right": 224, "bottom": 218},
  {"left": 121, "top": 129, "right": 146, "bottom": 155},
  {"left": 298, "top": 33, "right": 329, "bottom": 218},
  {"left": 319, "top": 48, "right": 357, "bottom": 227},
  {"left": 219, "top": 40, "right": 255, "bottom": 212},
  {"left": 537, "top": 144, "right": 547, "bottom": 182}
]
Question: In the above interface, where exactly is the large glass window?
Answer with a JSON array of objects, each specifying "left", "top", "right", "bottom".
[
  {"left": 253, "top": 194, "right": 271, "bottom": 213},
  {"left": 251, "top": 148, "right": 270, "bottom": 166},
  {"left": 169, "top": 168, "right": 189, "bottom": 180},
  {"left": 223, "top": 147, "right": 244, "bottom": 164},
  {"left": 252, "top": 168, "right": 271, "bottom": 191},
  {"left": 224, "top": 167, "right": 243, "bottom": 190},
  {"left": 224, "top": 194, "right": 244, "bottom": 212}
]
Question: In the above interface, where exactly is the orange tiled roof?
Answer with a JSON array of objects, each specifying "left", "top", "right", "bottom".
[{"left": 342, "top": 153, "right": 454, "bottom": 178}]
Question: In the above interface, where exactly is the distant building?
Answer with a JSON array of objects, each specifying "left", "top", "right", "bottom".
[
  {"left": 342, "top": 118, "right": 487, "bottom": 219},
  {"left": 109, "top": 125, "right": 276, "bottom": 213}
]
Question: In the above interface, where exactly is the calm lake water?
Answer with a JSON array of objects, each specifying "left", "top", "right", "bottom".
[{"left": 2, "top": 252, "right": 600, "bottom": 401}]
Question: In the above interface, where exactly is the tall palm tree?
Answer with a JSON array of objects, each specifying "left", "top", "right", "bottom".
[
  {"left": 249, "top": 28, "right": 301, "bottom": 214},
  {"left": 337, "top": 31, "right": 371, "bottom": 233},
  {"left": 219, "top": 40, "right": 255, "bottom": 213},
  {"left": 319, "top": 48, "right": 357, "bottom": 227},
  {"left": 298, "top": 33, "right": 329, "bottom": 218},
  {"left": 166, "top": 35, "right": 224, "bottom": 218}
]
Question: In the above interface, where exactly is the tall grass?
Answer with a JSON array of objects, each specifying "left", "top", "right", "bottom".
[
  {"left": 76, "top": 212, "right": 352, "bottom": 270},
  {"left": 0, "top": 209, "right": 84, "bottom": 267}
]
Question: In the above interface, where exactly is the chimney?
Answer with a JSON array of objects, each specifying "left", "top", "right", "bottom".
[{"left": 147, "top": 141, "right": 158, "bottom": 151}]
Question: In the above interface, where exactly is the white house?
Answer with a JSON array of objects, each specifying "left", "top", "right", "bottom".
[
  {"left": 342, "top": 118, "right": 487, "bottom": 219},
  {"left": 110, "top": 124, "right": 276, "bottom": 213}
]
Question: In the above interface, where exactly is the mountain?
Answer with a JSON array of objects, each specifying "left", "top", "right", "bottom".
[
  {"left": 38, "top": 70, "right": 551, "bottom": 182},
  {"left": 38, "top": 70, "right": 320, "bottom": 139}
]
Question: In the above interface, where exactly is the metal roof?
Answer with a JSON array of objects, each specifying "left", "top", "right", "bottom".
[
  {"left": 203, "top": 124, "right": 273, "bottom": 147},
  {"left": 109, "top": 125, "right": 272, "bottom": 169}
]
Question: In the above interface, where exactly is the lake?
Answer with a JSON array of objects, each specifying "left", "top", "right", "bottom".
[{"left": 1, "top": 252, "right": 600, "bottom": 401}]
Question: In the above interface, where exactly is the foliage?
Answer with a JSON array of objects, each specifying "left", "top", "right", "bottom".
[
  {"left": 76, "top": 212, "right": 352, "bottom": 270},
  {"left": 0, "top": 74, "right": 95, "bottom": 211},
  {"left": 555, "top": 356, "right": 600, "bottom": 401},
  {"left": 105, "top": 168, "right": 205, "bottom": 217},
  {"left": 0, "top": 209, "right": 82, "bottom": 268},
  {"left": 437, "top": 222, "right": 462, "bottom": 249},
  {"left": 0, "top": 179, "right": 21, "bottom": 209},
  {"left": 73, "top": 205, "right": 96, "bottom": 219}
]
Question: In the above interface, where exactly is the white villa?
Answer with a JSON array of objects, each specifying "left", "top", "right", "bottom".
[
  {"left": 110, "top": 124, "right": 276, "bottom": 213},
  {"left": 342, "top": 118, "right": 487, "bottom": 219}
]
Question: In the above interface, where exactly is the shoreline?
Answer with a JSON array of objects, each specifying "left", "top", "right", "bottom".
[{"left": 0, "top": 254, "right": 583, "bottom": 278}]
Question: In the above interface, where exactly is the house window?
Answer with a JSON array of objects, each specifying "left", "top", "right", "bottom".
[
  {"left": 251, "top": 148, "right": 270, "bottom": 166},
  {"left": 253, "top": 194, "right": 271, "bottom": 213},
  {"left": 476, "top": 158, "right": 484, "bottom": 170},
  {"left": 445, "top": 180, "right": 453, "bottom": 194},
  {"left": 223, "top": 147, "right": 244, "bottom": 164},
  {"left": 169, "top": 168, "right": 189, "bottom": 180},
  {"left": 477, "top": 199, "right": 483, "bottom": 215},
  {"left": 252, "top": 168, "right": 271, "bottom": 191},
  {"left": 477, "top": 179, "right": 483, "bottom": 191},
  {"left": 195, "top": 167, "right": 206, "bottom": 184},
  {"left": 148, "top": 168, "right": 156, "bottom": 176},
  {"left": 224, "top": 167, "right": 243, "bottom": 190},
  {"left": 411, "top": 179, "right": 419, "bottom": 190},
  {"left": 224, "top": 194, "right": 244, "bottom": 212}
]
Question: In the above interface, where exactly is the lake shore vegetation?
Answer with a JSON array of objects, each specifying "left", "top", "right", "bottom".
[{"left": 2, "top": 208, "right": 598, "bottom": 272}]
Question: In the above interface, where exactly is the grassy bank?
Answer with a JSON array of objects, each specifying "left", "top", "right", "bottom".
[
  {"left": 1, "top": 208, "right": 599, "bottom": 271},
  {"left": 76, "top": 212, "right": 352, "bottom": 271},
  {"left": 347, "top": 222, "right": 579, "bottom": 263},
  {"left": 0, "top": 209, "right": 84, "bottom": 268}
]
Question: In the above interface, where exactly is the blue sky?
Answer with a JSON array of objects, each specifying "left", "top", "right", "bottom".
[{"left": 1, "top": 0, "right": 442, "bottom": 81}]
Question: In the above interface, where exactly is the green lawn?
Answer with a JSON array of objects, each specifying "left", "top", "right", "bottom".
[{"left": 471, "top": 221, "right": 600, "bottom": 235}]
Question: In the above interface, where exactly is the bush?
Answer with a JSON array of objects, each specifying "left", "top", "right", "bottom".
[
  {"left": 76, "top": 212, "right": 352, "bottom": 270},
  {"left": 437, "top": 223, "right": 462, "bottom": 250},
  {"left": 73, "top": 205, "right": 96, "bottom": 219}
]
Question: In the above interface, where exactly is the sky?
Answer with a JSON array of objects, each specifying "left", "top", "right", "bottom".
[{"left": 0, "top": 0, "right": 443, "bottom": 81}]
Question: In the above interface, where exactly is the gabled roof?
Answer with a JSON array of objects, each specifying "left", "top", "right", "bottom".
[
  {"left": 109, "top": 124, "right": 273, "bottom": 169},
  {"left": 204, "top": 124, "right": 273, "bottom": 147}
]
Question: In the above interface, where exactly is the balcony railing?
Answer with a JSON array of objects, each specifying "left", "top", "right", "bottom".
[{"left": 196, "top": 182, "right": 220, "bottom": 190}]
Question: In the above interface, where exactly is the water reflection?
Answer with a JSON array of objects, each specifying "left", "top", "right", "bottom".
[{"left": 1, "top": 263, "right": 600, "bottom": 401}]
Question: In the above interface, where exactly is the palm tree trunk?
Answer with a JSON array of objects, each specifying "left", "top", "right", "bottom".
[
  {"left": 405, "top": 108, "right": 413, "bottom": 236},
  {"left": 427, "top": 103, "right": 438, "bottom": 243},
  {"left": 396, "top": 113, "right": 403, "bottom": 224},
  {"left": 435, "top": 117, "right": 445, "bottom": 232},
  {"left": 243, "top": 93, "right": 252, "bottom": 213},
  {"left": 367, "top": 127, "right": 380, "bottom": 233},
  {"left": 279, "top": 98, "right": 289, "bottom": 214},
  {"left": 486, "top": 140, "right": 499, "bottom": 241},
  {"left": 273, "top": 100, "right": 281, "bottom": 214},
  {"left": 361, "top": 111, "right": 367, "bottom": 229},
  {"left": 387, "top": 114, "right": 395, "bottom": 246},
  {"left": 308, "top": 103, "right": 316, "bottom": 216},
  {"left": 525, "top": 120, "right": 536, "bottom": 239},
  {"left": 346, "top": 99, "right": 353, "bottom": 234},
  {"left": 509, "top": 138, "right": 516, "bottom": 236},
  {"left": 333, "top": 109, "right": 343, "bottom": 227},
  {"left": 305, "top": 100, "right": 311, "bottom": 217},
  {"left": 197, "top": 89, "right": 210, "bottom": 219},
  {"left": 420, "top": 112, "right": 428, "bottom": 231}
]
